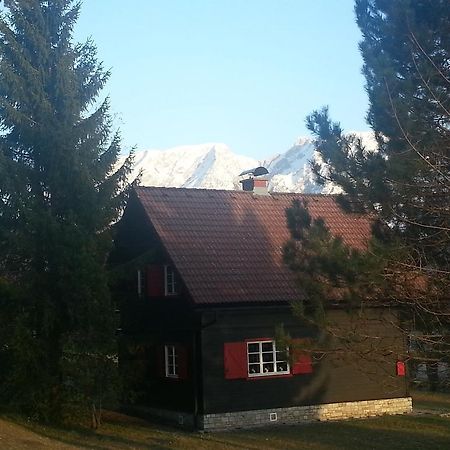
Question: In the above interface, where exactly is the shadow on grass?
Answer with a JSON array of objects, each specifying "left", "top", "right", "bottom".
[
  {"left": 2, "top": 414, "right": 179, "bottom": 450},
  {"left": 3, "top": 413, "right": 450, "bottom": 450}
]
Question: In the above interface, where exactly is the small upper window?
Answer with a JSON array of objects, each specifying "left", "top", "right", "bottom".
[
  {"left": 165, "top": 344, "right": 178, "bottom": 378},
  {"left": 164, "top": 265, "right": 179, "bottom": 296},
  {"left": 247, "top": 340, "right": 289, "bottom": 377}
]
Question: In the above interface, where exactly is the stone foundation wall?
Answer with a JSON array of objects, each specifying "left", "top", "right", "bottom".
[
  {"left": 199, "top": 397, "right": 412, "bottom": 431},
  {"left": 129, "top": 397, "right": 412, "bottom": 431}
]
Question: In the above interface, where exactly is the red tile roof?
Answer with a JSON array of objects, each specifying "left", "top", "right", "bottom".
[{"left": 135, "top": 187, "right": 372, "bottom": 305}]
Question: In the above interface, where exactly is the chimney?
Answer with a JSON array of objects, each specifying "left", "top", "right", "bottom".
[
  {"left": 238, "top": 166, "right": 270, "bottom": 195},
  {"left": 253, "top": 176, "right": 269, "bottom": 195}
]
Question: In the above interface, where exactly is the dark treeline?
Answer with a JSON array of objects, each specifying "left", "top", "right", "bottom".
[{"left": 0, "top": 0, "right": 133, "bottom": 425}]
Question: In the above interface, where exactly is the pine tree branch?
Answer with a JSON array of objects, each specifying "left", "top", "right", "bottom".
[{"left": 384, "top": 77, "right": 450, "bottom": 184}]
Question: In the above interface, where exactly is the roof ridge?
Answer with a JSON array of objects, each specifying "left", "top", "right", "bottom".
[
  {"left": 135, "top": 185, "right": 340, "bottom": 198},
  {"left": 135, "top": 185, "right": 240, "bottom": 194}
]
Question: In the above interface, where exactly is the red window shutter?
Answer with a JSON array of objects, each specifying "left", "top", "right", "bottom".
[
  {"left": 147, "top": 265, "right": 164, "bottom": 297},
  {"left": 291, "top": 339, "right": 313, "bottom": 375},
  {"left": 177, "top": 345, "right": 189, "bottom": 380},
  {"left": 292, "top": 354, "right": 313, "bottom": 374},
  {"left": 224, "top": 342, "right": 247, "bottom": 379},
  {"left": 396, "top": 361, "right": 406, "bottom": 376}
]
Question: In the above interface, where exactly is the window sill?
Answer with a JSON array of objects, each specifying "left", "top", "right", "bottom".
[
  {"left": 246, "top": 373, "right": 293, "bottom": 380},
  {"left": 164, "top": 375, "right": 180, "bottom": 381}
]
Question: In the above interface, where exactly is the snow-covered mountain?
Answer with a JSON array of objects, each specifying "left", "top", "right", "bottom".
[
  {"left": 125, "top": 132, "right": 375, "bottom": 194},
  {"left": 128, "top": 143, "right": 255, "bottom": 191},
  {"left": 264, "top": 137, "right": 333, "bottom": 194}
]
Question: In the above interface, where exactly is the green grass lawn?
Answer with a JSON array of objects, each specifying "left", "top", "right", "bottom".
[
  {"left": 412, "top": 390, "right": 450, "bottom": 412},
  {"left": 2, "top": 391, "right": 450, "bottom": 450}
]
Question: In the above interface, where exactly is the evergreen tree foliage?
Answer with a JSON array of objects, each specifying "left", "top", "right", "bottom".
[
  {"left": 307, "top": 0, "right": 449, "bottom": 264},
  {"left": 0, "top": 0, "right": 133, "bottom": 422},
  {"left": 284, "top": 199, "right": 380, "bottom": 324},
  {"left": 295, "top": 0, "right": 449, "bottom": 387}
]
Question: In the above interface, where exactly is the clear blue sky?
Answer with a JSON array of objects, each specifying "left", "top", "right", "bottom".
[{"left": 76, "top": 0, "right": 369, "bottom": 159}]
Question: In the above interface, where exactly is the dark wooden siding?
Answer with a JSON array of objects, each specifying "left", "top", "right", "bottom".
[
  {"left": 119, "top": 300, "right": 199, "bottom": 413},
  {"left": 199, "top": 306, "right": 408, "bottom": 414},
  {"left": 112, "top": 195, "right": 199, "bottom": 413},
  {"left": 110, "top": 192, "right": 161, "bottom": 263}
]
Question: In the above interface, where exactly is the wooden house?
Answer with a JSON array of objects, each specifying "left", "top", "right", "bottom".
[{"left": 112, "top": 177, "right": 412, "bottom": 430}]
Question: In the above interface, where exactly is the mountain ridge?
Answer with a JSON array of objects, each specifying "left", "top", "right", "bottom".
[{"left": 124, "top": 132, "right": 375, "bottom": 194}]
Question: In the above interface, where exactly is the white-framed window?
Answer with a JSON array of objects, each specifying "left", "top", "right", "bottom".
[
  {"left": 164, "top": 265, "right": 178, "bottom": 296},
  {"left": 165, "top": 344, "right": 178, "bottom": 378},
  {"left": 247, "top": 340, "right": 289, "bottom": 377}
]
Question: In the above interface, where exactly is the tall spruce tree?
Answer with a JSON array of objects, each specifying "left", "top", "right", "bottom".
[
  {"left": 287, "top": 0, "right": 449, "bottom": 387},
  {"left": 0, "top": 0, "right": 133, "bottom": 422}
]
